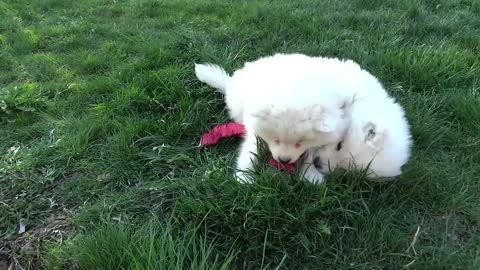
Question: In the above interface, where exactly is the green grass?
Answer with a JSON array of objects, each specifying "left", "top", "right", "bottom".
[
  {"left": 1, "top": 0, "right": 479, "bottom": 269},
  {"left": 46, "top": 216, "right": 237, "bottom": 270}
]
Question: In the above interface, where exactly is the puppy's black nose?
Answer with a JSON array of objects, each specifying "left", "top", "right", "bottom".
[
  {"left": 279, "top": 158, "right": 291, "bottom": 164},
  {"left": 313, "top": 156, "right": 322, "bottom": 169}
]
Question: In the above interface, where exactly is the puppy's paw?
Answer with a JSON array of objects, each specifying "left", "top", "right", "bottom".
[
  {"left": 302, "top": 166, "right": 325, "bottom": 185},
  {"left": 235, "top": 171, "right": 254, "bottom": 184}
]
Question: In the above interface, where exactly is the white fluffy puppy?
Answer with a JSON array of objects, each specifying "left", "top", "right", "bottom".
[
  {"left": 312, "top": 95, "right": 412, "bottom": 178},
  {"left": 195, "top": 53, "right": 387, "bottom": 184}
]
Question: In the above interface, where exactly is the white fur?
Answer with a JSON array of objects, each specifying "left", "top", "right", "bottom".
[
  {"left": 313, "top": 95, "right": 412, "bottom": 178},
  {"left": 195, "top": 53, "right": 392, "bottom": 184}
]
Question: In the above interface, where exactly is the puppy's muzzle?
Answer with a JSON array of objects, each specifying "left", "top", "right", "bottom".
[
  {"left": 278, "top": 157, "right": 292, "bottom": 164},
  {"left": 313, "top": 156, "right": 323, "bottom": 169}
]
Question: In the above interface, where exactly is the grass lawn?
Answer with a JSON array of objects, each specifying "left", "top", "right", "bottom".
[{"left": 1, "top": 0, "right": 480, "bottom": 268}]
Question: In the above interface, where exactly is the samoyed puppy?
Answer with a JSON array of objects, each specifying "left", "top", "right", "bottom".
[
  {"left": 312, "top": 94, "right": 412, "bottom": 178},
  {"left": 195, "top": 53, "right": 388, "bottom": 183}
]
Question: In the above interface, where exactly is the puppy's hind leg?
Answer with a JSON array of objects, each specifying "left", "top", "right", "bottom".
[{"left": 235, "top": 130, "right": 258, "bottom": 183}]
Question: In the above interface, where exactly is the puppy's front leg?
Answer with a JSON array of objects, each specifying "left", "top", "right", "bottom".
[
  {"left": 235, "top": 130, "right": 258, "bottom": 183},
  {"left": 301, "top": 149, "right": 325, "bottom": 185}
]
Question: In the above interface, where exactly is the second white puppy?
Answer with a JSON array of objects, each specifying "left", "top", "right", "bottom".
[
  {"left": 312, "top": 95, "right": 412, "bottom": 178},
  {"left": 196, "top": 53, "right": 391, "bottom": 183}
]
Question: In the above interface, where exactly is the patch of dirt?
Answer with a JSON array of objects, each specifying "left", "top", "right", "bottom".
[
  {"left": 0, "top": 254, "right": 10, "bottom": 270},
  {"left": 450, "top": 215, "right": 477, "bottom": 247},
  {"left": 0, "top": 214, "right": 72, "bottom": 270},
  {"left": 439, "top": 210, "right": 478, "bottom": 248}
]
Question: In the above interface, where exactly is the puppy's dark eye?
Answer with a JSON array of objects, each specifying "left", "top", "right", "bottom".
[{"left": 336, "top": 141, "right": 343, "bottom": 151}]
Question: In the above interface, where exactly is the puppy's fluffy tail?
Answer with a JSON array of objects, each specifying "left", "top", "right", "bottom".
[{"left": 195, "top": 63, "right": 230, "bottom": 93}]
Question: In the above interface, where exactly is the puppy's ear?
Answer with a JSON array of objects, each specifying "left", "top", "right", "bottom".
[
  {"left": 310, "top": 105, "right": 340, "bottom": 133},
  {"left": 314, "top": 113, "right": 339, "bottom": 133},
  {"left": 340, "top": 94, "right": 357, "bottom": 111},
  {"left": 363, "top": 122, "right": 385, "bottom": 151}
]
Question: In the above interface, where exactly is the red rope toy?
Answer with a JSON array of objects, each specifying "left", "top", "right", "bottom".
[{"left": 201, "top": 123, "right": 298, "bottom": 173}]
